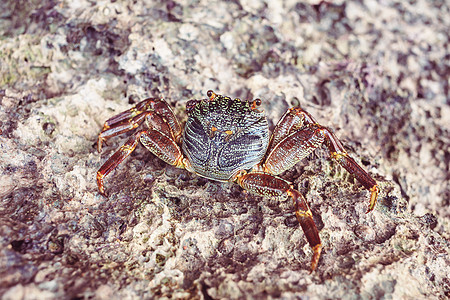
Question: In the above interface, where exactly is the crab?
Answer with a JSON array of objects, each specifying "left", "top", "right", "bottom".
[{"left": 96, "top": 90, "right": 379, "bottom": 271}]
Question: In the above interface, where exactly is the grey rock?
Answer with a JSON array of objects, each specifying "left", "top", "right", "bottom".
[{"left": 0, "top": 0, "right": 448, "bottom": 299}]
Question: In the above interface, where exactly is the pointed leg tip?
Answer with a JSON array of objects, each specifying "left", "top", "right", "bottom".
[
  {"left": 366, "top": 184, "right": 379, "bottom": 214},
  {"left": 365, "top": 204, "right": 375, "bottom": 214},
  {"left": 98, "top": 185, "right": 107, "bottom": 197},
  {"left": 97, "top": 139, "right": 104, "bottom": 153},
  {"left": 309, "top": 244, "right": 322, "bottom": 273},
  {"left": 97, "top": 184, "right": 108, "bottom": 197},
  {"left": 97, "top": 172, "right": 107, "bottom": 196}
]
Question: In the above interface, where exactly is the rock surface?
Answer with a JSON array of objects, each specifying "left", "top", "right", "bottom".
[{"left": 0, "top": 0, "right": 448, "bottom": 299}]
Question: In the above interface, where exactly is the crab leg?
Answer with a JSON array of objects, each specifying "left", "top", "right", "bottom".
[
  {"left": 97, "top": 130, "right": 145, "bottom": 195},
  {"left": 97, "top": 98, "right": 182, "bottom": 152},
  {"left": 267, "top": 107, "right": 318, "bottom": 155},
  {"left": 97, "top": 129, "right": 186, "bottom": 195},
  {"left": 139, "top": 129, "right": 184, "bottom": 167},
  {"left": 264, "top": 124, "right": 325, "bottom": 175},
  {"left": 322, "top": 129, "right": 379, "bottom": 212},
  {"left": 235, "top": 172, "right": 322, "bottom": 272},
  {"left": 265, "top": 106, "right": 379, "bottom": 213},
  {"left": 97, "top": 113, "right": 148, "bottom": 152}
]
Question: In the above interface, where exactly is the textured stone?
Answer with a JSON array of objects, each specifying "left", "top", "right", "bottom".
[{"left": 0, "top": 0, "right": 449, "bottom": 299}]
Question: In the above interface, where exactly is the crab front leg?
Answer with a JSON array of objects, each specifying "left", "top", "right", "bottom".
[
  {"left": 265, "top": 107, "right": 379, "bottom": 213},
  {"left": 97, "top": 98, "right": 182, "bottom": 152},
  {"left": 97, "top": 129, "right": 187, "bottom": 195},
  {"left": 97, "top": 98, "right": 185, "bottom": 195},
  {"left": 234, "top": 171, "right": 322, "bottom": 272}
]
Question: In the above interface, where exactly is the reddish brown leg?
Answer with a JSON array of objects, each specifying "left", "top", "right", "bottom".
[
  {"left": 264, "top": 124, "right": 325, "bottom": 175},
  {"left": 97, "top": 113, "right": 148, "bottom": 152},
  {"left": 139, "top": 130, "right": 184, "bottom": 167},
  {"left": 267, "top": 107, "right": 318, "bottom": 155},
  {"left": 97, "top": 131, "right": 145, "bottom": 195},
  {"left": 322, "top": 129, "right": 379, "bottom": 212},
  {"left": 235, "top": 172, "right": 322, "bottom": 272},
  {"left": 97, "top": 98, "right": 182, "bottom": 152},
  {"left": 97, "top": 129, "right": 186, "bottom": 195},
  {"left": 264, "top": 106, "right": 379, "bottom": 213}
]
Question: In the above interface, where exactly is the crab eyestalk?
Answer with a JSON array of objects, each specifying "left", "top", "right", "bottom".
[
  {"left": 207, "top": 90, "right": 217, "bottom": 101},
  {"left": 251, "top": 98, "right": 261, "bottom": 109}
]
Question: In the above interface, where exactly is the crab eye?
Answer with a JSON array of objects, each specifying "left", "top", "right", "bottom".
[
  {"left": 250, "top": 98, "right": 262, "bottom": 110},
  {"left": 206, "top": 90, "right": 218, "bottom": 101}
]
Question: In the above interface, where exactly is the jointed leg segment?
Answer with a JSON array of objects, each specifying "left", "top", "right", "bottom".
[
  {"left": 235, "top": 172, "right": 322, "bottom": 272},
  {"left": 97, "top": 98, "right": 182, "bottom": 152},
  {"left": 97, "top": 113, "right": 148, "bottom": 152},
  {"left": 96, "top": 98, "right": 184, "bottom": 195},
  {"left": 323, "top": 129, "right": 379, "bottom": 212},
  {"left": 266, "top": 107, "right": 318, "bottom": 155},
  {"left": 288, "top": 188, "right": 322, "bottom": 272},
  {"left": 97, "top": 130, "right": 145, "bottom": 195},
  {"left": 264, "top": 106, "right": 379, "bottom": 212}
]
